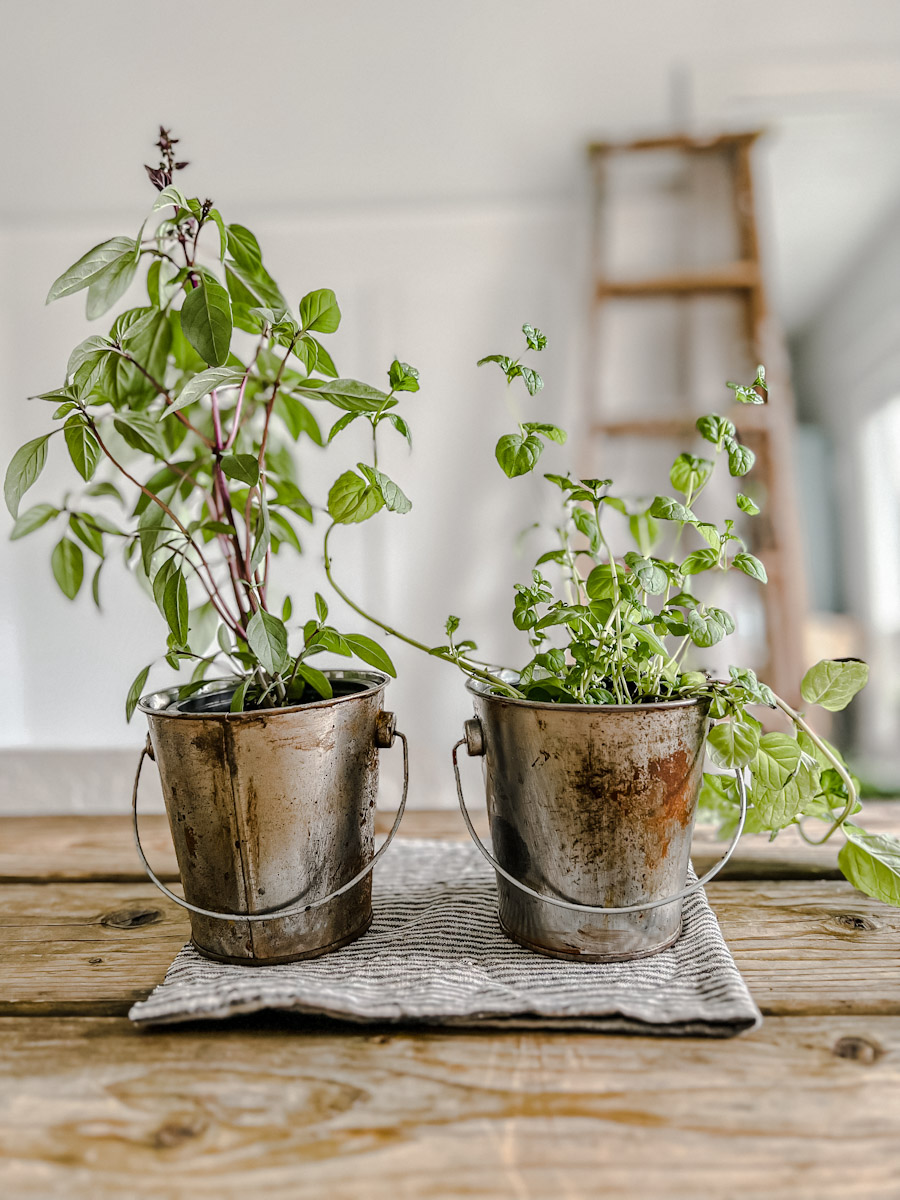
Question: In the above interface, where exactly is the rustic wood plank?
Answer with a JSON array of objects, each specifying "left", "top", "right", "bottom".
[
  {"left": 2, "top": 806, "right": 898, "bottom": 884},
  {"left": 0, "top": 1015, "right": 897, "bottom": 1199},
  {"left": 1, "top": 879, "right": 898, "bottom": 1018}
]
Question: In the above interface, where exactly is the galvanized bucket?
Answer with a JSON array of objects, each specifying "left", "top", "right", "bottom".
[
  {"left": 132, "top": 669, "right": 408, "bottom": 965},
  {"left": 453, "top": 675, "right": 746, "bottom": 961}
]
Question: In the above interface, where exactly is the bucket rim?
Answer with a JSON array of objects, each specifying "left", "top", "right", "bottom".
[
  {"left": 138, "top": 668, "right": 389, "bottom": 721},
  {"left": 465, "top": 669, "right": 710, "bottom": 714}
]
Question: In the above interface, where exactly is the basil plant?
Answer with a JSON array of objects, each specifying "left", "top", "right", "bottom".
[
  {"left": 5, "top": 130, "right": 416, "bottom": 717},
  {"left": 327, "top": 325, "right": 900, "bottom": 908}
]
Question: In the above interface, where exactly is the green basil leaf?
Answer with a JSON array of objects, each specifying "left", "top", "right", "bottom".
[
  {"left": 221, "top": 453, "right": 260, "bottom": 486},
  {"left": 4, "top": 435, "right": 51, "bottom": 517},
  {"left": 707, "top": 717, "right": 759, "bottom": 768},
  {"left": 246, "top": 609, "right": 289, "bottom": 675},
  {"left": 63, "top": 417, "right": 101, "bottom": 481},
  {"left": 165, "top": 366, "right": 243, "bottom": 417},
  {"left": 726, "top": 440, "right": 755, "bottom": 477},
  {"left": 11, "top": 502, "right": 59, "bottom": 540},
  {"left": 327, "top": 470, "right": 384, "bottom": 524},
  {"left": 297, "top": 378, "right": 391, "bottom": 413},
  {"left": 230, "top": 677, "right": 250, "bottom": 713},
  {"left": 732, "top": 552, "right": 768, "bottom": 584},
  {"left": 125, "top": 664, "right": 152, "bottom": 722},
  {"left": 295, "top": 662, "right": 334, "bottom": 699},
  {"left": 46, "top": 237, "right": 135, "bottom": 303},
  {"left": 163, "top": 568, "right": 189, "bottom": 646},
  {"left": 838, "top": 825, "right": 900, "bottom": 906},
  {"left": 51, "top": 536, "right": 84, "bottom": 599},
  {"left": 84, "top": 240, "right": 140, "bottom": 319},
  {"left": 299, "top": 288, "right": 341, "bottom": 334},
  {"left": 357, "top": 464, "right": 411, "bottom": 514},
  {"left": 342, "top": 633, "right": 397, "bottom": 677},
  {"left": 648, "top": 495, "right": 696, "bottom": 522},
  {"left": 496, "top": 432, "right": 543, "bottom": 478},
  {"left": 736, "top": 492, "right": 760, "bottom": 515},
  {"left": 180, "top": 275, "right": 233, "bottom": 366},
  {"left": 753, "top": 732, "right": 801, "bottom": 791},
  {"left": 800, "top": 658, "right": 869, "bottom": 712}
]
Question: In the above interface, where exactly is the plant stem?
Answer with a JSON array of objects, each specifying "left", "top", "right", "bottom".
[
  {"left": 323, "top": 524, "right": 524, "bottom": 699},
  {"left": 773, "top": 693, "right": 859, "bottom": 843}
]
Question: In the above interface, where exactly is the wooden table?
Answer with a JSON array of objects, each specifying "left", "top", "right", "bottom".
[{"left": 2, "top": 808, "right": 900, "bottom": 1198}]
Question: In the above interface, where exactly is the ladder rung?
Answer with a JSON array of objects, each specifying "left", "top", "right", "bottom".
[
  {"left": 591, "top": 412, "right": 774, "bottom": 439},
  {"left": 596, "top": 262, "right": 761, "bottom": 298}
]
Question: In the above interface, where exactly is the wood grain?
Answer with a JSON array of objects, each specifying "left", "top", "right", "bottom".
[
  {"left": 2, "top": 805, "right": 898, "bottom": 883},
  {"left": 0, "top": 1015, "right": 898, "bottom": 1199},
  {"left": 2, "top": 879, "right": 899, "bottom": 1018}
]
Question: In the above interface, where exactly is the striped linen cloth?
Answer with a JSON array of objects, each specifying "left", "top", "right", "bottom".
[{"left": 129, "top": 837, "right": 762, "bottom": 1036}]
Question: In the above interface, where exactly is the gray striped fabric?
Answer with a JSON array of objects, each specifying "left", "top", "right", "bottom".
[{"left": 129, "top": 838, "right": 762, "bottom": 1036}]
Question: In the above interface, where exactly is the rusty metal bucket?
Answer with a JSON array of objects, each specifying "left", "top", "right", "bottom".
[
  {"left": 132, "top": 669, "right": 408, "bottom": 965},
  {"left": 453, "top": 675, "right": 746, "bottom": 961}
]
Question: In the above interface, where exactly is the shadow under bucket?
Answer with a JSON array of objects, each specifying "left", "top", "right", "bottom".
[{"left": 454, "top": 675, "right": 744, "bottom": 962}]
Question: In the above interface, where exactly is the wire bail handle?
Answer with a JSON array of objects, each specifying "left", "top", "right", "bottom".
[
  {"left": 452, "top": 716, "right": 747, "bottom": 915},
  {"left": 132, "top": 716, "right": 409, "bottom": 923}
]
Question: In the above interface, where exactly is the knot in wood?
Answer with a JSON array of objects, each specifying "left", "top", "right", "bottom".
[
  {"left": 832, "top": 912, "right": 879, "bottom": 933},
  {"left": 101, "top": 906, "right": 163, "bottom": 929},
  {"left": 833, "top": 1036, "right": 882, "bottom": 1064}
]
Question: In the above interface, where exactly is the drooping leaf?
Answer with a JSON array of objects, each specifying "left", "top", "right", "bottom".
[
  {"left": 51, "top": 537, "right": 84, "bottom": 600},
  {"left": 46, "top": 237, "right": 136, "bottom": 303},
  {"left": 343, "top": 633, "right": 397, "bottom": 677},
  {"left": 275, "top": 394, "right": 323, "bottom": 444},
  {"left": 125, "top": 664, "right": 152, "bottom": 722},
  {"left": 357, "top": 464, "right": 411, "bottom": 514},
  {"left": 297, "top": 378, "right": 391, "bottom": 413},
  {"left": 726, "top": 440, "right": 755, "bottom": 477},
  {"left": 230, "top": 677, "right": 250, "bottom": 713},
  {"left": 114, "top": 412, "right": 168, "bottom": 458},
  {"left": 165, "top": 366, "right": 243, "bottom": 417},
  {"left": 246, "top": 608, "right": 289, "bottom": 674},
  {"left": 163, "top": 567, "right": 190, "bottom": 646},
  {"left": 753, "top": 732, "right": 801, "bottom": 791},
  {"left": 707, "top": 717, "right": 760, "bottom": 768},
  {"left": 838, "top": 825, "right": 900, "bottom": 906},
  {"left": 180, "top": 275, "right": 233, "bottom": 366},
  {"left": 63, "top": 417, "right": 101, "bottom": 481},
  {"left": 4, "top": 435, "right": 51, "bottom": 517},
  {"left": 295, "top": 662, "right": 334, "bottom": 699},
  {"left": 800, "top": 658, "right": 869, "bottom": 712},
  {"left": 10, "top": 502, "right": 59, "bottom": 540},
  {"left": 84, "top": 240, "right": 140, "bottom": 318},
  {"left": 225, "top": 224, "right": 262, "bottom": 270}
]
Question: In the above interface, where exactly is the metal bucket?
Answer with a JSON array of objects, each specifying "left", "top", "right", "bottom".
[
  {"left": 132, "top": 669, "right": 408, "bottom": 965},
  {"left": 453, "top": 675, "right": 746, "bottom": 962}
]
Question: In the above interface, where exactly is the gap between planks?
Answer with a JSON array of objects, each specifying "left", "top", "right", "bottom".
[
  {"left": 1, "top": 878, "right": 899, "bottom": 1019},
  {"left": 2, "top": 804, "right": 899, "bottom": 884}
]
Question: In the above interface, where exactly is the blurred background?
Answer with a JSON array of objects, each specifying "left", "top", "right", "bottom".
[{"left": 2, "top": 0, "right": 900, "bottom": 812}]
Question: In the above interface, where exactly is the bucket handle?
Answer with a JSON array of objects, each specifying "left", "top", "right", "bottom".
[
  {"left": 451, "top": 725, "right": 747, "bottom": 916},
  {"left": 131, "top": 723, "right": 409, "bottom": 923}
]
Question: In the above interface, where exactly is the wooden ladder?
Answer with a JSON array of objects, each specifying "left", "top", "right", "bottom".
[{"left": 586, "top": 132, "right": 806, "bottom": 702}]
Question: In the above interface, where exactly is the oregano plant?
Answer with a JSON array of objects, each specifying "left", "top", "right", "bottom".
[
  {"left": 6, "top": 129, "right": 416, "bottom": 718},
  {"left": 326, "top": 323, "right": 900, "bottom": 908}
]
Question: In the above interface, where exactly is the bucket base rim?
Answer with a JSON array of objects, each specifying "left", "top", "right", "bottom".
[
  {"left": 498, "top": 917, "right": 682, "bottom": 963},
  {"left": 190, "top": 912, "right": 373, "bottom": 966}
]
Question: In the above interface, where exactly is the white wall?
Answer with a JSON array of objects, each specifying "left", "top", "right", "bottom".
[{"left": 3, "top": 0, "right": 900, "bottom": 809}]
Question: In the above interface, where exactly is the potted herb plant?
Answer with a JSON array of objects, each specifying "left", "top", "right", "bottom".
[
  {"left": 325, "top": 325, "right": 900, "bottom": 960},
  {"left": 5, "top": 130, "right": 419, "bottom": 964}
]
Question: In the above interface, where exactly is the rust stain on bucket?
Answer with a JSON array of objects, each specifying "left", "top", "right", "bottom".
[{"left": 467, "top": 679, "right": 710, "bottom": 962}]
